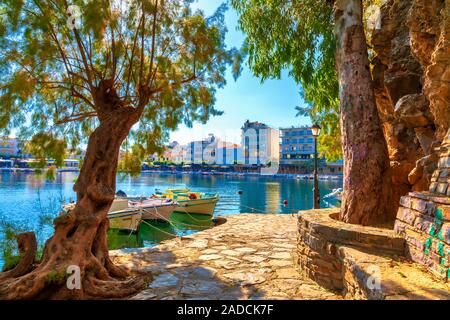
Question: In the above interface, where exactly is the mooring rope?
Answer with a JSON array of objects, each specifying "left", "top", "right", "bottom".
[
  {"left": 176, "top": 204, "right": 214, "bottom": 223},
  {"left": 140, "top": 203, "right": 212, "bottom": 231},
  {"left": 140, "top": 219, "right": 182, "bottom": 239}
]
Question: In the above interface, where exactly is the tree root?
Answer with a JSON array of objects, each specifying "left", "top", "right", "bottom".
[
  {"left": 0, "top": 232, "right": 37, "bottom": 281},
  {"left": 84, "top": 275, "right": 147, "bottom": 299},
  {"left": 0, "top": 231, "right": 147, "bottom": 300}
]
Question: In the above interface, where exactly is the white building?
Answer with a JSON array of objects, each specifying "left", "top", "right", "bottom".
[
  {"left": 241, "top": 120, "right": 280, "bottom": 165},
  {"left": 215, "top": 141, "right": 243, "bottom": 165},
  {"left": 0, "top": 137, "right": 21, "bottom": 156},
  {"left": 171, "top": 134, "right": 243, "bottom": 165}
]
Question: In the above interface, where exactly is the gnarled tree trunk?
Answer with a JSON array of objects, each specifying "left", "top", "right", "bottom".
[
  {"left": 334, "top": 0, "right": 393, "bottom": 225},
  {"left": 0, "top": 80, "right": 147, "bottom": 299}
]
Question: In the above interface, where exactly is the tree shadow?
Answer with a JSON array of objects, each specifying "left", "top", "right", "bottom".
[{"left": 111, "top": 241, "right": 271, "bottom": 300}]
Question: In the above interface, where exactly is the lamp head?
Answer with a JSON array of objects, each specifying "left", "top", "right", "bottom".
[{"left": 311, "top": 124, "right": 321, "bottom": 137}]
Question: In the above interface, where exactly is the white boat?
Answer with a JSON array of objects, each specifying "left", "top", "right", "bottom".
[
  {"left": 174, "top": 197, "right": 219, "bottom": 215},
  {"left": 108, "top": 208, "right": 142, "bottom": 232},
  {"left": 62, "top": 199, "right": 143, "bottom": 232},
  {"left": 323, "top": 188, "right": 343, "bottom": 203},
  {"left": 128, "top": 198, "right": 177, "bottom": 221},
  {"left": 61, "top": 192, "right": 177, "bottom": 231}
]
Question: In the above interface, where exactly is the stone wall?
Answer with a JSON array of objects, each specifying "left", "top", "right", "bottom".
[
  {"left": 394, "top": 130, "right": 450, "bottom": 282},
  {"left": 370, "top": 0, "right": 450, "bottom": 214},
  {"left": 296, "top": 208, "right": 405, "bottom": 293}
]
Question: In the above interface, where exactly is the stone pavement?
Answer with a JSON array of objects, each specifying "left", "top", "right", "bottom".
[{"left": 110, "top": 214, "right": 340, "bottom": 300}]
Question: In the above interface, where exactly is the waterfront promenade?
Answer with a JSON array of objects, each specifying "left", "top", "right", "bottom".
[
  {"left": 111, "top": 213, "right": 450, "bottom": 300},
  {"left": 111, "top": 214, "right": 340, "bottom": 300}
]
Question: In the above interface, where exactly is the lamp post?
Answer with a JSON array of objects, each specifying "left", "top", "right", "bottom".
[{"left": 311, "top": 124, "right": 321, "bottom": 209}]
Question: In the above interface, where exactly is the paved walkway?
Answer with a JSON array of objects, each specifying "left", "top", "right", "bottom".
[{"left": 110, "top": 214, "right": 340, "bottom": 300}]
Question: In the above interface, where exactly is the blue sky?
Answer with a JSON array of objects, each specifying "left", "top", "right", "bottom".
[{"left": 170, "top": 0, "right": 311, "bottom": 145}]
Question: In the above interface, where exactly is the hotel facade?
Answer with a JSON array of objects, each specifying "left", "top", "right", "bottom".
[
  {"left": 279, "top": 126, "right": 315, "bottom": 165},
  {"left": 241, "top": 120, "right": 280, "bottom": 165}
]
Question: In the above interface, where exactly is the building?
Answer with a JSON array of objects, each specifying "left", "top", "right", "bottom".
[
  {"left": 215, "top": 141, "right": 243, "bottom": 165},
  {"left": 241, "top": 120, "right": 280, "bottom": 165},
  {"left": 0, "top": 137, "right": 21, "bottom": 157},
  {"left": 322, "top": 160, "right": 344, "bottom": 174},
  {"left": 184, "top": 134, "right": 217, "bottom": 164},
  {"left": 279, "top": 126, "right": 315, "bottom": 165},
  {"left": 182, "top": 134, "right": 244, "bottom": 165}
]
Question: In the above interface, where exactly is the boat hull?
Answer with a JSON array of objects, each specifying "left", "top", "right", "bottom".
[
  {"left": 108, "top": 210, "right": 142, "bottom": 232},
  {"left": 140, "top": 203, "right": 177, "bottom": 221},
  {"left": 175, "top": 198, "right": 218, "bottom": 216}
]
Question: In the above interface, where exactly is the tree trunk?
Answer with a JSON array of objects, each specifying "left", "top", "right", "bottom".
[
  {"left": 0, "top": 81, "right": 147, "bottom": 299},
  {"left": 334, "top": 0, "right": 393, "bottom": 225}
]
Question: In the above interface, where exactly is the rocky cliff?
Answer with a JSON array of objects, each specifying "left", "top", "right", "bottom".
[{"left": 370, "top": 0, "right": 450, "bottom": 213}]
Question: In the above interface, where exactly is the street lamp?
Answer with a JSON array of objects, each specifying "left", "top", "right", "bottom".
[{"left": 311, "top": 124, "right": 321, "bottom": 209}]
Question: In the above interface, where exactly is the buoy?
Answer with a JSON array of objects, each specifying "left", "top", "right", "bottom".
[
  {"left": 283, "top": 200, "right": 288, "bottom": 206},
  {"left": 189, "top": 193, "right": 198, "bottom": 200}
]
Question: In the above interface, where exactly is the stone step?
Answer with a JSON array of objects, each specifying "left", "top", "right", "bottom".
[{"left": 339, "top": 245, "right": 450, "bottom": 300}]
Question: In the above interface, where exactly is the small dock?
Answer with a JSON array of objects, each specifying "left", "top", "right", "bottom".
[{"left": 110, "top": 214, "right": 339, "bottom": 300}]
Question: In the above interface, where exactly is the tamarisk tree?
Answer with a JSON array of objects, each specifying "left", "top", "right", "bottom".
[{"left": 0, "top": 0, "right": 238, "bottom": 299}]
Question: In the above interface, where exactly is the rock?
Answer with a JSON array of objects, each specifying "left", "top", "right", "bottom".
[
  {"left": 198, "top": 254, "right": 222, "bottom": 261},
  {"left": 394, "top": 94, "right": 434, "bottom": 128},
  {"left": 221, "top": 249, "right": 244, "bottom": 257},
  {"left": 222, "top": 272, "right": 267, "bottom": 285},
  {"left": 268, "top": 260, "right": 293, "bottom": 267},
  {"left": 130, "top": 291, "right": 158, "bottom": 300},
  {"left": 149, "top": 273, "right": 180, "bottom": 288},
  {"left": 276, "top": 268, "right": 300, "bottom": 279},
  {"left": 186, "top": 239, "right": 208, "bottom": 249},
  {"left": 234, "top": 247, "right": 257, "bottom": 254},
  {"left": 269, "top": 252, "right": 292, "bottom": 260},
  {"left": 190, "top": 267, "right": 217, "bottom": 279},
  {"left": 370, "top": 0, "right": 450, "bottom": 199},
  {"left": 180, "top": 279, "right": 223, "bottom": 296},
  {"left": 242, "top": 255, "right": 267, "bottom": 263},
  {"left": 213, "top": 260, "right": 239, "bottom": 270},
  {"left": 201, "top": 249, "right": 218, "bottom": 255},
  {"left": 414, "top": 126, "right": 435, "bottom": 155}
]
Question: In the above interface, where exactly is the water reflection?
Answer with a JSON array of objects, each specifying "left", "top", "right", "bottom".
[{"left": 107, "top": 212, "right": 215, "bottom": 250}]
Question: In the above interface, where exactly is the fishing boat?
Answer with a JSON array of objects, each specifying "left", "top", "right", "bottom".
[
  {"left": 108, "top": 208, "right": 142, "bottom": 232},
  {"left": 62, "top": 199, "right": 143, "bottom": 232},
  {"left": 61, "top": 191, "right": 177, "bottom": 231},
  {"left": 154, "top": 189, "right": 219, "bottom": 216}
]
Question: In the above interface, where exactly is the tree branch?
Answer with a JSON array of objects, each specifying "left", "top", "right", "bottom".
[{"left": 54, "top": 111, "right": 98, "bottom": 125}]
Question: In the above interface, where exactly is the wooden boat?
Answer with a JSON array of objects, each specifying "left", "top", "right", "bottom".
[
  {"left": 129, "top": 198, "right": 177, "bottom": 221},
  {"left": 108, "top": 208, "right": 142, "bottom": 232},
  {"left": 63, "top": 199, "right": 142, "bottom": 232},
  {"left": 155, "top": 189, "right": 219, "bottom": 216},
  {"left": 62, "top": 193, "right": 176, "bottom": 231}
]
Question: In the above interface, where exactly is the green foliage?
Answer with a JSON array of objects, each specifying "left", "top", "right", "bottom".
[
  {"left": 118, "top": 141, "right": 146, "bottom": 176},
  {"left": 25, "top": 133, "right": 67, "bottom": 168},
  {"left": 232, "top": 0, "right": 341, "bottom": 161},
  {"left": 45, "top": 269, "right": 68, "bottom": 284},
  {"left": 0, "top": 222, "right": 25, "bottom": 271},
  {"left": 0, "top": 0, "right": 238, "bottom": 162}
]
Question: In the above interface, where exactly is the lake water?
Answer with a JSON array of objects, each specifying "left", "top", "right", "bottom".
[{"left": 0, "top": 171, "right": 341, "bottom": 269}]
